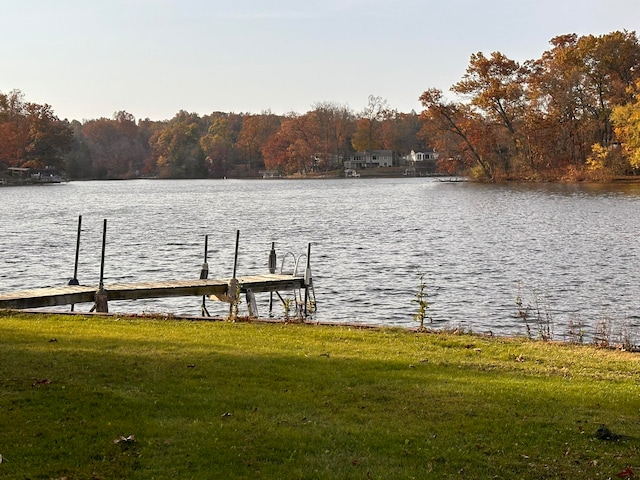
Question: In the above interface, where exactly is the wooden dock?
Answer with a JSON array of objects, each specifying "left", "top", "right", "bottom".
[
  {"left": 0, "top": 223, "right": 316, "bottom": 318},
  {"left": 0, "top": 274, "right": 306, "bottom": 311}
]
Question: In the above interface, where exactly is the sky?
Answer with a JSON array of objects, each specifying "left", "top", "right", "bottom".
[{"left": 2, "top": 0, "right": 639, "bottom": 122}]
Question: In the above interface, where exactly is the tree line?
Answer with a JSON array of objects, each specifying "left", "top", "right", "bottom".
[
  {"left": 2, "top": 30, "right": 640, "bottom": 181},
  {"left": 0, "top": 93, "right": 427, "bottom": 180}
]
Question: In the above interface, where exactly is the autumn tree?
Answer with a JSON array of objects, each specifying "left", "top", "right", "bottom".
[
  {"left": 310, "top": 101, "right": 355, "bottom": 168},
  {"left": 22, "top": 102, "right": 72, "bottom": 170},
  {"left": 421, "top": 30, "right": 640, "bottom": 180},
  {"left": 576, "top": 31, "right": 640, "bottom": 146},
  {"left": 351, "top": 95, "right": 390, "bottom": 151},
  {"left": 136, "top": 118, "right": 165, "bottom": 176},
  {"left": 526, "top": 31, "right": 640, "bottom": 176},
  {"left": 237, "top": 111, "right": 281, "bottom": 172},
  {"left": 79, "top": 111, "right": 149, "bottom": 178},
  {"left": 0, "top": 90, "right": 29, "bottom": 167},
  {"left": 381, "top": 111, "right": 425, "bottom": 155},
  {"left": 452, "top": 51, "right": 529, "bottom": 175},
  {"left": 262, "top": 112, "right": 322, "bottom": 174},
  {"left": 419, "top": 88, "right": 494, "bottom": 180},
  {"left": 200, "top": 113, "right": 242, "bottom": 177},
  {"left": 612, "top": 80, "right": 640, "bottom": 170},
  {"left": 148, "top": 111, "right": 207, "bottom": 178},
  {"left": 0, "top": 89, "right": 72, "bottom": 170}
]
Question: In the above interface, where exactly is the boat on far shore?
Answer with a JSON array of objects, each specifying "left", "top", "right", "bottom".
[{"left": 1, "top": 167, "right": 66, "bottom": 186}]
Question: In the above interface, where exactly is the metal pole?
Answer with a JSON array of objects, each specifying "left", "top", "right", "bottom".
[
  {"left": 269, "top": 241, "right": 276, "bottom": 314},
  {"left": 93, "top": 219, "right": 109, "bottom": 313},
  {"left": 229, "top": 230, "right": 240, "bottom": 318},
  {"left": 69, "top": 215, "right": 82, "bottom": 311},
  {"left": 232, "top": 230, "right": 240, "bottom": 278},
  {"left": 304, "top": 243, "right": 311, "bottom": 317},
  {"left": 71, "top": 215, "right": 82, "bottom": 283},
  {"left": 201, "top": 235, "right": 209, "bottom": 316},
  {"left": 99, "top": 219, "right": 107, "bottom": 290}
]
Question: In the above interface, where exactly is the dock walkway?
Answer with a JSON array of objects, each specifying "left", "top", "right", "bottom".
[{"left": 0, "top": 274, "right": 305, "bottom": 311}]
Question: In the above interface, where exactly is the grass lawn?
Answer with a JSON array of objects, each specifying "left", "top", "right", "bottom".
[{"left": 0, "top": 311, "right": 638, "bottom": 479}]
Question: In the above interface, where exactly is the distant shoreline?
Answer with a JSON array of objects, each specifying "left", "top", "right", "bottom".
[{"left": 4, "top": 171, "right": 640, "bottom": 185}]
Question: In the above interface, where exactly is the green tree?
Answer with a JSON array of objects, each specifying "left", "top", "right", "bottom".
[
  {"left": 23, "top": 103, "right": 73, "bottom": 169},
  {"left": 200, "top": 115, "right": 238, "bottom": 177},
  {"left": 149, "top": 111, "right": 207, "bottom": 178},
  {"left": 64, "top": 120, "right": 94, "bottom": 179}
]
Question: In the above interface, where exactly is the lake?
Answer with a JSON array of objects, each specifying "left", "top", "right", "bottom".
[{"left": 1, "top": 178, "right": 639, "bottom": 341}]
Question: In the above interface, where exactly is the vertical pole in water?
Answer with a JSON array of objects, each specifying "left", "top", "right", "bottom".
[
  {"left": 69, "top": 215, "right": 82, "bottom": 311},
  {"left": 71, "top": 215, "right": 82, "bottom": 282},
  {"left": 304, "top": 243, "right": 311, "bottom": 317},
  {"left": 95, "top": 219, "right": 109, "bottom": 313},
  {"left": 228, "top": 230, "right": 240, "bottom": 319},
  {"left": 99, "top": 219, "right": 107, "bottom": 290},
  {"left": 200, "top": 235, "right": 210, "bottom": 316},
  {"left": 268, "top": 241, "right": 276, "bottom": 314},
  {"left": 232, "top": 230, "right": 240, "bottom": 278}
]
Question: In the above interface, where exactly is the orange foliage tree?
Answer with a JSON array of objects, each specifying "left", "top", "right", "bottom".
[
  {"left": 0, "top": 89, "right": 72, "bottom": 170},
  {"left": 262, "top": 113, "right": 322, "bottom": 174},
  {"left": 420, "top": 30, "right": 640, "bottom": 180}
]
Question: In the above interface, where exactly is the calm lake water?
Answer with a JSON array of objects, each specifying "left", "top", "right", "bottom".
[{"left": 2, "top": 178, "right": 640, "bottom": 340}]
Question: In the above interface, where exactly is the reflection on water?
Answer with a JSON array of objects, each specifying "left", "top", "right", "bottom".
[{"left": 1, "top": 178, "right": 639, "bottom": 339}]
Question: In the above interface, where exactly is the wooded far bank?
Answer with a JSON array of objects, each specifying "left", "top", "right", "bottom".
[{"left": 2, "top": 30, "right": 640, "bottom": 182}]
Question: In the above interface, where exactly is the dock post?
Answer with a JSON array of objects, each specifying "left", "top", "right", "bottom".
[
  {"left": 94, "top": 219, "right": 109, "bottom": 313},
  {"left": 200, "top": 234, "right": 210, "bottom": 316},
  {"left": 304, "top": 243, "right": 311, "bottom": 317},
  {"left": 228, "top": 230, "right": 240, "bottom": 319},
  {"left": 200, "top": 234, "right": 209, "bottom": 279},
  {"left": 246, "top": 289, "right": 258, "bottom": 317},
  {"left": 69, "top": 215, "right": 82, "bottom": 311},
  {"left": 232, "top": 230, "right": 240, "bottom": 278},
  {"left": 268, "top": 242, "right": 276, "bottom": 314}
]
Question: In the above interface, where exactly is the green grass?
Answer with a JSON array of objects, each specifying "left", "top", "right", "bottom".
[{"left": 0, "top": 312, "right": 639, "bottom": 479}]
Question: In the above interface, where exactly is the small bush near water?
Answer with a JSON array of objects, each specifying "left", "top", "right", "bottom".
[{"left": 1, "top": 312, "right": 639, "bottom": 479}]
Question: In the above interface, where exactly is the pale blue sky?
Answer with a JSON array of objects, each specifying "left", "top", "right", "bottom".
[{"left": 1, "top": 0, "right": 638, "bottom": 121}]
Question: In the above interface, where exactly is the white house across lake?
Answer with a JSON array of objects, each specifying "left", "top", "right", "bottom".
[{"left": 343, "top": 149, "right": 438, "bottom": 175}]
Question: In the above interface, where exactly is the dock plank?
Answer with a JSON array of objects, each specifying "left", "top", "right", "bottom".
[{"left": 0, "top": 274, "right": 306, "bottom": 310}]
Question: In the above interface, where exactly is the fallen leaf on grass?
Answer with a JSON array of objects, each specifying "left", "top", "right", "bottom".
[
  {"left": 114, "top": 435, "right": 136, "bottom": 444},
  {"left": 616, "top": 468, "right": 634, "bottom": 478},
  {"left": 32, "top": 379, "right": 51, "bottom": 386}
]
